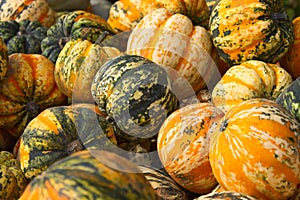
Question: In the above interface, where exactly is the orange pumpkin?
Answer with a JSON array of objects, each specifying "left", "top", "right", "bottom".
[
  {"left": 157, "top": 102, "right": 224, "bottom": 194},
  {"left": 280, "top": 16, "right": 300, "bottom": 79},
  {"left": 209, "top": 98, "right": 300, "bottom": 200}
]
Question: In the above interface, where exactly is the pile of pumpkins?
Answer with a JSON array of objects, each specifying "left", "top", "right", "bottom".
[{"left": 0, "top": 0, "right": 299, "bottom": 199}]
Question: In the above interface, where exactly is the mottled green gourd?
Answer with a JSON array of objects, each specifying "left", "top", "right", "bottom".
[
  {"left": 91, "top": 54, "right": 179, "bottom": 141},
  {"left": 0, "top": 37, "right": 8, "bottom": 80},
  {"left": 0, "top": 19, "right": 47, "bottom": 55},
  {"left": 19, "top": 150, "right": 158, "bottom": 200},
  {"left": 209, "top": 0, "right": 294, "bottom": 66},
  {"left": 0, "top": 151, "right": 28, "bottom": 200}
]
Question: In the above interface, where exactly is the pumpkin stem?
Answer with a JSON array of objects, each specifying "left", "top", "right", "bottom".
[
  {"left": 17, "top": 25, "right": 26, "bottom": 36},
  {"left": 66, "top": 139, "right": 84, "bottom": 155},
  {"left": 95, "top": 31, "right": 110, "bottom": 45},
  {"left": 25, "top": 101, "right": 40, "bottom": 119},
  {"left": 58, "top": 37, "right": 70, "bottom": 49}
]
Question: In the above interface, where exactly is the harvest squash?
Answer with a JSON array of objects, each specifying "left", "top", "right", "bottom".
[
  {"left": 276, "top": 76, "right": 300, "bottom": 122},
  {"left": 18, "top": 103, "right": 117, "bottom": 180},
  {"left": 41, "top": 10, "right": 117, "bottom": 64},
  {"left": 0, "top": 53, "right": 67, "bottom": 151},
  {"left": 127, "top": 8, "right": 221, "bottom": 96},
  {"left": 0, "top": 0, "right": 56, "bottom": 28},
  {"left": 91, "top": 54, "right": 179, "bottom": 142},
  {"left": 209, "top": 0, "right": 294, "bottom": 66},
  {"left": 0, "top": 20, "right": 47, "bottom": 55},
  {"left": 19, "top": 150, "right": 158, "bottom": 200},
  {"left": 0, "top": 37, "right": 8, "bottom": 81},
  {"left": 157, "top": 102, "right": 224, "bottom": 194},
  {"left": 194, "top": 191, "right": 258, "bottom": 200},
  {"left": 55, "top": 37, "right": 122, "bottom": 103},
  {"left": 0, "top": 151, "right": 27, "bottom": 200},
  {"left": 209, "top": 98, "right": 300, "bottom": 200},
  {"left": 211, "top": 60, "right": 293, "bottom": 113},
  {"left": 280, "top": 16, "right": 300, "bottom": 79}
]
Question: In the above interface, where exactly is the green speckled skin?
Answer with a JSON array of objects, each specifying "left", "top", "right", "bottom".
[
  {"left": 20, "top": 150, "right": 158, "bottom": 200},
  {"left": 276, "top": 76, "right": 300, "bottom": 122},
  {"left": 0, "top": 37, "right": 8, "bottom": 80},
  {"left": 0, "top": 20, "right": 47, "bottom": 55},
  {"left": 19, "top": 104, "right": 117, "bottom": 180},
  {"left": 91, "top": 54, "right": 179, "bottom": 141}
]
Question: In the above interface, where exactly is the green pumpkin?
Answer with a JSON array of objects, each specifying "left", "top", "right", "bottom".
[
  {"left": 276, "top": 76, "right": 300, "bottom": 122},
  {"left": 0, "top": 20, "right": 47, "bottom": 55},
  {"left": 0, "top": 151, "right": 28, "bottom": 200},
  {"left": 20, "top": 150, "right": 158, "bottom": 200},
  {"left": 91, "top": 54, "right": 179, "bottom": 141},
  {"left": 209, "top": 0, "right": 294, "bottom": 66},
  {"left": 19, "top": 103, "right": 117, "bottom": 180},
  {"left": 41, "top": 10, "right": 117, "bottom": 64}
]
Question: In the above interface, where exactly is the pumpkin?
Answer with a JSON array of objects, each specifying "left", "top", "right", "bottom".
[
  {"left": 47, "top": 0, "right": 91, "bottom": 12},
  {"left": 209, "top": 98, "right": 300, "bottom": 200},
  {"left": 194, "top": 191, "right": 258, "bottom": 200},
  {"left": 280, "top": 16, "right": 300, "bottom": 79},
  {"left": 0, "top": 37, "right": 8, "bottom": 81},
  {"left": 18, "top": 103, "right": 117, "bottom": 180},
  {"left": 0, "top": 151, "right": 28, "bottom": 200},
  {"left": 41, "top": 10, "right": 117, "bottom": 64},
  {"left": 0, "top": 53, "right": 67, "bottom": 151},
  {"left": 19, "top": 150, "right": 158, "bottom": 200},
  {"left": 127, "top": 8, "right": 221, "bottom": 96},
  {"left": 0, "top": 0, "right": 56, "bottom": 28},
  {"left": 209, "top": 0, "right": 294, "bottom": 66},
  {"left": 157, "top": 102, "right": 224, "bottom": 194},
  {"left": 0, "top": 19, "right": 47, "bottom": 55},
  {"left": 276, "top": 76, "right": 300, "bottom": 122},
  {"left": 91, "top": 54, "right": 179, "bottom": 142},
  {"left": 211, "top": 60, "right": 293, "bottom": 113},
  {"left": 54, "top": 36, "right": 122, "bottom": 103},
  {"left": 138, "top": 165, "right": 189, "bottom": 200}
]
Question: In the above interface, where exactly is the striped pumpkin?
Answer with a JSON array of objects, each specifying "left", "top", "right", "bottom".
[
  {"left": 55, "top": 37, "right": 122, "bottom": 103},
  {"left": 211, "top": 60, "right": 293, "bottom": 113},
  {"left": 209, "top": 98, "right": 300, "bottom": 200},
  {"left": 0, "top": 151, "right": 28, "bottom": 200},
  {"left": 127, "top": 8, "right": 220, "bottom": 96},
  {"left": 280, "top": 16, "right": 300, "bottom": 79},
  {"left": 0, "top": 37, "right": 8, "bottom": 81},
  {"left": 19, "top": 103, "right": 117, "bottom": 180},
  {"left": 157, "top": 102, "right": 224, "bottom": 194},
  {"left": 194, "top": 191, "right": 258, "bottom": 200},
  {"left": 41, "top": 10, "right": 117, "bottom": 64},
  {"left": 0, "top": 19, "right": 47, "bottom": 55},
  {"left": 0, "top": 53, "right": 67, "bottom": 151},
  {"left": 91, "top": 54, "right": 179, "bottom": 141},
  {"left": 19, "top": 150, "right": 158, "bottom": 200},
  {"left": 209, "top": 0, "right": 294, "bottom": 66},
  {"left": 0, "top": 0, "right": 56, "bottom": 28}
]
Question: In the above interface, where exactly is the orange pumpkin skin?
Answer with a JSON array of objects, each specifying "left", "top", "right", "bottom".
[
  {"left": 280, "top": 16, "right": 300, "bottom": 79},
  {"left": 209, "top": 98, "right": 300, "bottom": 200},
  {"left": 157, "top": 102, "right": 224, "bottom": 194},
  {"left": 0, "top": 53, "right": 67, "bottom": 145}
]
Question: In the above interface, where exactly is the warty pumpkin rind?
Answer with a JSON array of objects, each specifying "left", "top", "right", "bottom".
[
  {"left": 209, "top": 98, "right": 300, "bottom": 200},
  {"left": 0, "top": 37, "right": 8, "bottom": 81},
  {"left": 19, "top": 103, "right": 117, "bottom": 180},
  {"left": 209, "top": 0, "right": 294, "bottom": 66},
  {"left": 19, "top": 150, "right": 158, "bottom": 200}
]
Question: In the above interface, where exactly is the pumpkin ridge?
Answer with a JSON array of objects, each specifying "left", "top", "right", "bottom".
[{"left": 9, "top": 0, "right": 35, "bottom": 20}]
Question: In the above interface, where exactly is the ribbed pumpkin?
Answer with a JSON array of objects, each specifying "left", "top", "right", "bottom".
[
  {"left": 0, "top": 151, "right": 28, "bottom": 200},
  {"left": 91, "top": 54, "right": 179, "bottom": 141},
  {"left": 212, "top": 60, "right": 293, "bottom": 113},
  {"left": 127, "top": 8, "right": 220, "bottom": 96},
  {"left": 280, "top": 16, "right": 300, "bottom": 79},
  {"left": 55, "top": 37, "right": 122, "bottom": 103},
  {"left": 19, "top": 150, "right": 158, "bottom": 200},
  {"left": 0, "top": 0, "right": 56, "bottom": 28},
  {"left": 276, "top": 76, "right": 300, "bottom": 122},
  {"left": 209, "top": 98, "right": 300, "bottom": 200},
  {"left": 0, "top": 53, "right": 67, "bottom": 151},
  {"left": 138, "top": 165, "right": 189, "bottom": 200},
  {"left": 19, "top": 103, "right": 117, "bottom": 180},
  {"left": 157, "top": 102, "right": 224, "bottom": 194},
  {"left": 41, "top": 10, "right": 117, "bottom": 64},
  {"left": 0, "top": 19, "right": 47, "bottom": 55},
  {"left": 0, "top": 37, "right": 8, "bottom": 81},
  {"left": 209, "top": 0, "right": 294, "bottom": 66},
  {"left": 194, "top": 191, "right": 258, "bottom": 200}
]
